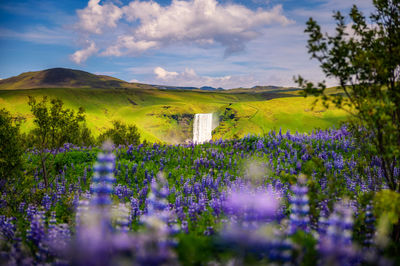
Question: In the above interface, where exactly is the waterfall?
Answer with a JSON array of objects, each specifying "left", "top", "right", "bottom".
[{"left": 193, "top": 113, "right": 213, "bottom": 144}]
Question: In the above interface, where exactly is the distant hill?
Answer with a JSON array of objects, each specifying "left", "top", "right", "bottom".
[
  {"left": 0, "top": 68, "right": 228, "bottom": 91},
  {"left": 229, "top": 85, "right": 300, "bottom": 93},
  {"left": 0, "top": 68, "right": 347, "bottom": 143},
  {"left": 200, "top": 86, "right": 224, "bottom": 91},
  {"left": 153, "top": 85, "right": 199, "bottom": 90},
  {"left": 152, "top": 85, "right": 224, "bottom": 91},
  {"left": 0, "top": 68, "right": 157, "bottom": 90},
  {"left": 0, "top": 68, "right": 302, "bottom": 93}
]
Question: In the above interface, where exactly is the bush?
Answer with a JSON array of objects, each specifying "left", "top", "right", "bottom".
[
  {"left": 0, "top": 108, "right": 24, "bottom": 192},
  {"left": 27, "top": 96, "right": 95, "bottom": 188},
  {"left": 97, "top": 120, "right": 140, "bottom": 146},
  {"left": 28, "top": 96, "right": 94, "bottom": 148}
]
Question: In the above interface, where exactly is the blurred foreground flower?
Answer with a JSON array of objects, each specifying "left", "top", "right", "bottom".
[
  {"left": 318, "top": 200, "right": 360, "bottom": 265},
  {"left": 67, "top": 142, "right": 138, "bottom": 265},
  {"left": 90, "top": 141, "right": 116, "bottom": 206},
  {"left": 136, "top": 172, "right": 178, "bottom": 265},
  {"left": 220, "top": 184, "right": 292, "bottom": 263},
  {"left": 223, "top": 185, "right": 281, "bottom": 225},
  {"left": 288, "top": 176, "right": 310, "bottom": 234}
]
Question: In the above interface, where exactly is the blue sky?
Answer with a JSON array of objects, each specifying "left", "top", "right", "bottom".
[{"left": 0, "top": 0, "right": 374, "bottom": 89}]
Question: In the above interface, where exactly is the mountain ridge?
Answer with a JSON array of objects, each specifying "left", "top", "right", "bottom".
[
  {"left": 0, "top": 68, "right": 156, "bottom": 90},
  {"left": 0, "top": 68, "right": 298, "bottom": 92}
]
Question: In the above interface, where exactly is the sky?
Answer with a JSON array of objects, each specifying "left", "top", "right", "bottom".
[{"left": 0, "top": 0, "right": 374, "bottom": 89}]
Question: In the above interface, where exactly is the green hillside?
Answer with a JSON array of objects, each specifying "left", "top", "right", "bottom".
[
  {"left": 0, "top": 87, "right": 347, "bottom": 143},
  {"left": 0, "top": 68, "right": 155, "bottom": 90},
  {"left": 0, "top": 68, "right": 348, "bottom": 143}
]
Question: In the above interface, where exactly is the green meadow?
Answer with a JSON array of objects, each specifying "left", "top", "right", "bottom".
[{"left": 0, "top": 87, "right": 347, "bottom": 143}]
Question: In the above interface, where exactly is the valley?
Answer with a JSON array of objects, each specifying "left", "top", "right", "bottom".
[{"left": 0, "top": 68, "right": 347, "bottom": 143}]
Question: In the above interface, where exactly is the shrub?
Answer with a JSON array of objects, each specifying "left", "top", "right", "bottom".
[
  {"left": 0, "top": 108, "right": 24, "bottom": 192},
  {"left": 97, "top": 120, "right": 140, "bottom": 146}
]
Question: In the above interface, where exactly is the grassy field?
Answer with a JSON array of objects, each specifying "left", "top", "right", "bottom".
[
  {"left": 0, "top": 87, "right": 348, "bottom": 143},
  {"left": 213, "top": 97, "right": 347, "bottom": 139}
]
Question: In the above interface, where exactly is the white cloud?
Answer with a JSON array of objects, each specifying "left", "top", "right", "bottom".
[
  {"left": 151, "top": 66, "right": 258, "bottom": 89},
  {"left": 70, "top": 41, "right": 98, "bottom": 64},
  {"left": 75, "top": 0, "right": 123, "bottom": 34},
  {"left": 124, "top": 20, "right": 340, "bottom": 89},
  {"left": 102, "top": 36, "right": 159, "bottom": 56},
  {"left": 154, "top": 67, "right": 179, "bottom": 79},
  {"left": 72, "top": 0, "right": 293, "bottom": 62}
]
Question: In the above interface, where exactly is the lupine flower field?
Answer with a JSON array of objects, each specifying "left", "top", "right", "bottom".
[{"left": 0, "top": 127, "right": 399, "bottom": 265}]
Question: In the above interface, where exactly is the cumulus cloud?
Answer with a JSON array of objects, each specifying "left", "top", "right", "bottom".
[
  {"left": 75, "top": 0, "right": 123, "bottom": 34},
  {"left": 71, "top": 0, "right": 293, "bottom": 63},
  {"left": 70, "top": 41, "right": 98, "bottom": 64},
  {"left": 102, "top": 36, "right": 158, "bottom": 56},
  {"left": 151, "top": 66, "right": 255, "bottom": 89},
  {"left": 154, "top": 67, "right": 179, "bottom": 79}
]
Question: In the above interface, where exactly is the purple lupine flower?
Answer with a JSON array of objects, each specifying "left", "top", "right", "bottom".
[
  {"left": 318, "top": 201, "right": 359, "bottom": 265},
  {"left": 288, "top": 177, "right": 310, "bottom": 234},
  {"left": 143, "top": 173, "right": 174, "bottom": 225},
  {"left": 18, "top": 202, "right": 26, "bottom": 213},
  {"left": 114, "top": 184, "right": 133, "bottom": 201},
  {"left": 27, "top": 212, "right": 45, "bottom": 247},
  {"left": 364, "top": 203, "right": 375, "bottom": 247},
  {"left": 26, "top": 204, "right": 38, "bottom": 222},
  {"left": 333, "top": 154, "right": 345, "bottom": 170},
  {"left": 75, "top": 198, "right": 90, "bottom": 227},
  {"left": 220, "top": 220, "right": 292, "bottom": 263},
  {"left": 48, "top": 223, "right": 71, "bottom": 252},
  {"left": 0, "top": 215, "right": 15, "bottom": 240},
  {"left": 256, "top": 139, "right": 264, "bottom": 151},
  {"left": 112, "top": 203, "right": 131, "bottom": 233},
  {"left": 46, "top": 212, "right": 71, "bottom": 257},
  {"left": 204, "top": 226, "right": 214, "bottom": 236},
  {"left": 42, "top": 193, "right": 51, "bottom": 211},
  {"left": 223, "top": 185, "right": 281, "bottom": 224},
  {"left": 70, "top": 213, "right": 114, "bottom": 265},
  {"left": 90, "top": 143, "right": 116, "bottom": 206},
  {"left": 2, "top": 235, "right": 33, "bottom": 265},
  {"left": 135, "top": 172, "right": 179, "bottom": 265},
  {"left": 130, "top": 196, "right": 141, "bottom": 220},
  {"left": 301, "top": 152, "right": 311, "bottom": 161}
]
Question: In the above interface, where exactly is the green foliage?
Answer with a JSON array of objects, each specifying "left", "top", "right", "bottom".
[
  {"left": 290, "top": 230, "right": 318, "bottom": 266},
  {"left": 374, "top": 190, "right": 400, "bottom": 225},
  {"left": 0, "top": 108, "right": 24, "bottom": 193},
  {"left": 176, "top": 234, "right": 219, "bottom": 265},
  {"left": 97, "top": 120, "right": 141, "bottom": 145},
  {"left": 374, "top": 189, "right": 400, "bottom": 245},
  {"left": 296, "top": 0, "right": 400, "bottom": 192},
  {"left": 27, "top": 96, "right": 95, "bottom": 188},
  {"left": 27, "top": 96, "right": 94, "bottom": 148}
]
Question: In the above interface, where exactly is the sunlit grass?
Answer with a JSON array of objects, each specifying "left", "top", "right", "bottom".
[{"left": 0, "top": 88, "right": 347, "bottom": 143}]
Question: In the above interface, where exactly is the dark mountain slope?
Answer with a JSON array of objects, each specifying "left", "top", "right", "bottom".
[{"left": 0, "top": 68, "right": 153, "bottom": 90}]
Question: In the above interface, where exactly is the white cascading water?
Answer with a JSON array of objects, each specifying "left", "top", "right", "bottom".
[{"left": 193, "top": 113, "right": 213, "bottom": 144}]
